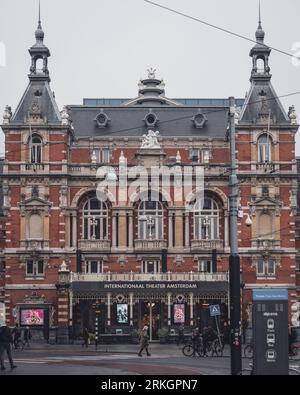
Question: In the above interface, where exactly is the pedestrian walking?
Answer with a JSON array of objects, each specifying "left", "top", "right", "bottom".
[
  {"left": 12, "top": 324, "right": 21, "bottom": 349},
  {"left": 82, "top": 328, "right": 90, "bottom": 348},
  {"left": 0, "top": 324, "right": 17, "bottom": 371},
  {"left": 138, "top": 325, "right": 151, "bottom": 357},
  {"left": 191, "top": 327, "right": 200, "bottom": 357},
  {"left": 23, "top": 326, "right": 32, "bottom": 348},
  {"left": 177, "top": 324, "right": 185, "bottom": 346}
]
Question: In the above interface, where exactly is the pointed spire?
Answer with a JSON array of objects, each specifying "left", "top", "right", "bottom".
[
  {"left": 35, "top": 0, "right": 44, "bottom": 43},
  {"left": 255, "top": 0, "right": 265, "bottom": 43}
]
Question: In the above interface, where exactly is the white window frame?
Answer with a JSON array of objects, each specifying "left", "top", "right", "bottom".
[
  {"left": 26, "top": 260, "right": 45, "bottom": 277},
  {"left": 141, "top": 260, "right": 160, "bottom": 274},
  {"left": 82, "top": 197, "right": 108, "bottom": 240},
  {"left": 85, "top": 260, "right": 103, "bottom": 274},
  {"left": 258, "top": 134, "right": 272, "bottom": 163},
  {"left": 193, "top": 197, "right": 219, "bottom": 240},
  {"left": 256, "top": 260, "right": 276, "bottom": 277},
  {"left": 138, "top": 200, "right": 163, "bottom": 240},
  {"left": 30, "top": 135, "right": 43, "bottom": 163},
  {"left": 198, "top": 260, "right": 213, "bottom": 273}
]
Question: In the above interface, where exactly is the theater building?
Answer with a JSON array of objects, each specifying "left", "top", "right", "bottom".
[{"left": 0, "top": 14, "right": 299, "bottom": 341}]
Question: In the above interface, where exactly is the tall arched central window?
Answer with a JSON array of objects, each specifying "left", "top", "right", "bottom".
[
  {"left": 82, "top": 198, "right": 108, "bottom": 240},
  {"left": 30, "top": 134, "right": 43, "bottom": 163},
  {"left": 138, "top": 200, "right": 163, "bottom": 239},
  {"left": 258, "top": 134, "right": 272, "bottom": 163},
  {"left": 193, "top": 197, "right": 219, "bottom": 240}
]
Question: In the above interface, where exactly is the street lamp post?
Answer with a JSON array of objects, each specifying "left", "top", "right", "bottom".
[{"left": 228, "top": 97, "right": 242, "bottom": 375}]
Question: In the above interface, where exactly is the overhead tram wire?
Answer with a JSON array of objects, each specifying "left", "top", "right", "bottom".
[
  {"left": 2, "top": 89, "right": 300, "bottom": 156},
  {"left": 143, "top": 0, "right": 300, "bottom": 61}
]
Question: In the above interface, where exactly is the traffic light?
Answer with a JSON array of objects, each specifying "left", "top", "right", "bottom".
[
  {"left": 76, "top": 249, "right": 82, "bottom": 273},
  {"left": 212, "top": 249, "right": 217, "bottom": 273},
  {"left": 161, "top": 249, "right": 167, "bottom": 273}
]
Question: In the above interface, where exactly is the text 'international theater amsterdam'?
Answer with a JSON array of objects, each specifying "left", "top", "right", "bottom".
[{"left": 0, "top": 12, "right": 299, "bottom": 342}]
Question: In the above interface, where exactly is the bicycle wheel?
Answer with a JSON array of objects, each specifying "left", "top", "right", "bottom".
[
  {"left": 244, "top": 345, "right": 253, "bottom": 359},
  {"left": 182, "top": 344, "right": 194, "bottom": 357},
  {"left": 196, "top": 344, "right": 204, "bottom": 357},
  {"left": 214, "top": 344, "right": 223, "bottom": 357}
]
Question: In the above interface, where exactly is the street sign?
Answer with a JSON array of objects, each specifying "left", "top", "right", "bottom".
[{"left": 209, "top": 304, "right": 221, "bottom": 317}]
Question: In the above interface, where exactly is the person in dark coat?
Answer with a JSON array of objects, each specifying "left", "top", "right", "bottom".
[
  {"left": 82, "top": 328, "right": 90, "bottom": 348},
  {"left": 138, "top": 325, "right": 151, "bottom": 357},
  {"left": 24, "top": 327, "right": 32, "bottom": 347},
  {"left": 0, "top": 324, "right": 17, "bottom": 371},
  {"left": 12, "top": 324, "right": 21, "bottom": 349},
  {"left": 177, "top": 324, "right": 185, "bottom": 346}
]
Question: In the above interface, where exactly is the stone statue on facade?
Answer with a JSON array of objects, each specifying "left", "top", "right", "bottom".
[
  {"left": 61, "top": 105, "right": 70, "bottom": 126},
  {"left": 147, "top": 67, "right": 156, "bottom": 79},
  {"left": 3, "top": 105, "right": 12, "bottom": 124},
  {"left": 288, "top": 105, "right": 297, "bottom": 125},
  {"left": 141, "top": 129, "right": 160, "bottom": 149}
]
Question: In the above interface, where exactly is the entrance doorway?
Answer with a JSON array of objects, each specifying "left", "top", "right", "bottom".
[{"left": 141, "top": 301, "right": 161, "bottom": 341}]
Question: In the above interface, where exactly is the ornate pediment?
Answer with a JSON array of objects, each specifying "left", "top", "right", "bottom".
[
  {"left": 19, "top": 196, "right": 51, "bottom": 216},
  {"left": 249, "top": 195, "right": 282, "bottom": 216}
]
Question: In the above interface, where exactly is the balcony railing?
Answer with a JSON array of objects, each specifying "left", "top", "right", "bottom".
[
  {"left": 253, "top": 239, "right": 280, "bottom": 249},
  {"left": 25, "top": 163, "right": 45, "bottom": 171},
  {"left": 134, "top": 239, "right": 167, "bottom": 251},
  {"left": 20, "top": 239, "right": 50, "bottom": 250},
  {"left": 71, "top": 271, "right": 228, "bottom": 282},
  {"left": 256, "top": 163, "right": 275, "bottom": 173},
  {"left": 78, "top": 239, "right": 111, "bottom": 251},
  {"left": 191, "top": 239, "right": 223, "bottom": 251}
]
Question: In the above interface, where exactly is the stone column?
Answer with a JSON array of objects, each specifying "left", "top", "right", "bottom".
[
  {"left": 224, "top": 211, "right": 229, "bottom": 248},
  {"left": 189, "top": 293, "right": 194, "bottom": 326},
  {"left": 168, "top": 213, "right": 173, "bottom": 248},
  {"left": 184, "top": 213, "right": 190, "bottom": 246},
  {"left": 112, "top": 214, "right": 117, "bottom": 247},
  {"left": 167, "top": 293, "right": 171, "bottom": 326},
  {"left": 107, "top": 292, "right": 111, "bottom": 327},
  {"left": 72, "top": 213, "right": 77, "bottom": 247},
  {"left": 128, "top": 213, "right": 133, "bottom": 248},
  {"left": 129, "top": 293, "right": 133, "bottom": 326},
  {"left": 56, "top": 262, "right": 71, "bottom": 344}
]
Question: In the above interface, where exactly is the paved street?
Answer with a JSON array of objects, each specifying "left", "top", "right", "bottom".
[{"left": 0, "top": 342, "right": 253, "bottom": 375}]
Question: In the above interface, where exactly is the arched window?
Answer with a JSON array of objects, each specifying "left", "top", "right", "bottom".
[
  {"left": 256, "top": 57, "right": 265, "bottom": 74},
  {"left": 193, "top": 197, "right": 219, "bottom": 240},
  {"left": 138, "top": 200, "right": 163, "bottom": 240},
  {"left": 258, "top": 134, "right": 272, "bottom": 163},
  {"left": 82, "top": 197, "right": 108, "bottom": 240},
  {"left": 30, "top": 134, "right": 43, "bottom": 163}
]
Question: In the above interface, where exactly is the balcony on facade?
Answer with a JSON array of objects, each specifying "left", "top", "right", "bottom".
[
  {"left": 78, "top": 239, "right": 111, "bottom": 252},
  {"left": 134, "top": 239, "right": 167, "bottom": 252},
  {"left": 255, "top": 162, "right": 276, "bottom": 173},
  {"left": 19, "top": 239, "right": 50, "bottom": 250},
  {"left": 191, "top": 239, "right": 223, "bottom": 252},
  {"left": 71, "top": 271, "right": 228, "bottom": 282}
]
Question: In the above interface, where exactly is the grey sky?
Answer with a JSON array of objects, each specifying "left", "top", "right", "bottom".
[{"left": 0, "top": 0, "right": 299, "bottom": 154}]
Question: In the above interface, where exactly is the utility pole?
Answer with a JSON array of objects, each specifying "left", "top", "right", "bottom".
[{"left": 228, "top": 96, "right": 242, "bottom": 375}]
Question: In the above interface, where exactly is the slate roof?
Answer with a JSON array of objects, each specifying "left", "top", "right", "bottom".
[
  {"left": 69, "top": 105, "right": 230, "bottom": 138},
  {"left": 11, "top": 80, "right": 61, "bottom": 125}
]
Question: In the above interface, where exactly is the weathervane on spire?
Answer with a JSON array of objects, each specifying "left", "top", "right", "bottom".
[{"left": 147, "top": 67, "right": 156, "bottom": 79}]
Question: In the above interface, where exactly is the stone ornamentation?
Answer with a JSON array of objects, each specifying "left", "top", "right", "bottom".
[{"left": 141, "top": 130, "right": 160, "bottom": 149}]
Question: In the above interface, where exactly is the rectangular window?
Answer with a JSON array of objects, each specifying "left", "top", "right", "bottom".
[
  {"left": 26, "top": 261, "right": 34, "bottom": 275},
  {"left": 198, "top": 260, "right": 212, "bottom": 273},
  {"left": 37, "top": 261, "right": 44, "bottom": 275},
  {"left": 142, "top": 261, "right": 160, "bottom": 273},
  {"left": 26, "top": 260, "right": 44, "bottom": 277},
  {"left": 190, "top": 149, "right": 200, "bottom": 163},
  {"left": 256, "top": 261, "right": 276, "bottom": 277},
  {"left": 296, "top": 259, "right": 300, "bottom": 272},
  {"left": 102, "top": 149, "right": 110, "bottom": 163},
  {"left": 85, "top": 261, "right": 103, "bottom": 274}
]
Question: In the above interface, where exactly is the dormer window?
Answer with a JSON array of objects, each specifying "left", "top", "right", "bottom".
[{"left": 30, "top": 134, "right": 43, "bottom": 163}]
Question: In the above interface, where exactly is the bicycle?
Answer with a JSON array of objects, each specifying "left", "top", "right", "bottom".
[
  {"left": 182, "top": 340, "right": 204, "bottom": 357},
  {"left": 205, "top": 338, "right": 224, "bottom": 357}
]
